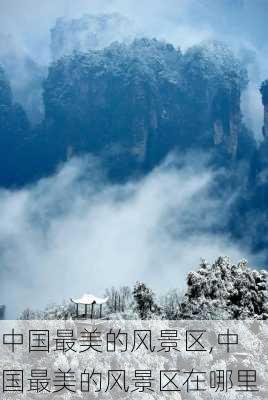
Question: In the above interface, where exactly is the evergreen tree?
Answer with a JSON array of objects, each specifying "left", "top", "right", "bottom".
[
  {"left": 178, "top": 257, "right": 268, "bottom": 320},
  {"left": 133, "top": 281, "right": 159, "bottom": 319}
]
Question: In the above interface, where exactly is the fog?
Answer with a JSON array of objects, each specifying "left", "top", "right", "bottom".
[
  {"left": 0, "top": 156, "right": 260, "bottom": 318},
  {"left": 1, "top": 1, "right": 268, "bottom": 59}
]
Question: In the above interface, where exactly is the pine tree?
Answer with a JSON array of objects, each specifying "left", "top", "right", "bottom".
[
  {"left": 133, "top": 281, "right": 159, "bottom": 319},
  {"left": 178, "top": 257, "right": 268, "bottom": 320}
]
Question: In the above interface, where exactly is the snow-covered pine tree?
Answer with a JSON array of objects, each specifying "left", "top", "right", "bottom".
[
  {"left": 133, "top": 281, "right": 160, "bottom": 319},
  {"left": 178, "top": 256, "right": 268, "bottom": 320}
]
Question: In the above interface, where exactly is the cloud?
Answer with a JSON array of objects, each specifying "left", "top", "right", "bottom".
[
  {"left": 0, "top": 155, "right": 258, "bottom": 318},
  {"left": 0, "top": 0, "right": 267, "bottom": 61}
]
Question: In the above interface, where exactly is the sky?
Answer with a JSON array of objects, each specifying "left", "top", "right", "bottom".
[{"left": 1, "top": 0, "right": 268, "bottom": 61}]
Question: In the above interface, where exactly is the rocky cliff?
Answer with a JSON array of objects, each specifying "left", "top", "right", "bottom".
[
  {"left": 260, "top": 80, "right": 268, "bottom": 138},
  {"left": 0, "top": 66, "right": 30, "bottom": 186},
  {"left": 230, "top": 79, "right": 268, "bottom": 254},
  {"left": 183, "top": 41, "right": 248, "bottom": 160},
  {"left": 39, "top": 39, "right": 253, "bottom": 181},
  {"left": 0, "top": 37, "right": 256, "bottom": 189}
]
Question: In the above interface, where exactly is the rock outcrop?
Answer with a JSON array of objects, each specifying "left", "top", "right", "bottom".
[
  {"left": 182, "top": 41, "right": 248, "bottom": 160},
  {"left": 43, "top": 38, "right": 184, "bottom": 178},
  {"left": 39, "top": 39, "right": 252, "bottom": 181},
  {"left": 234, "top": 79, "right": 268, "bottom": 254},
  {"left": 0, "top": 66, "right": 30, "bottom": 186},
  {"left": 260, "top": 80, "right": 268, "bottom": 138}
]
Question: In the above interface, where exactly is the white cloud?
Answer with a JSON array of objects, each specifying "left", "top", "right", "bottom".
[{"left": 0, "top": 156, "right": 257, "bottom": 317}]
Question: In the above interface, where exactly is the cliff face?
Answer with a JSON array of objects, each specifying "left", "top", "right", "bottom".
[
  {"left": 39, "top": 39, "right": 252, "bottom": 180},
  {"left": 0, "top": 38, "right": 255, "bottom": 188},
  {"left": 0, "top": 66, "right": 30, "bottom": 186},
  {"left": 260, "top": 80, "right": 268, "bottom": 138},
  {"left": 231, "top": 80, "right": 268, "bottom": 254},
  {"left": 0, "top": 65, "right": 11, "bottom": 106},
  {"left": 43, "top": 39, "right": 184, "bottom": 176},
  {"left": 183, "top": 41, "right": 248, "bottom": 160}
]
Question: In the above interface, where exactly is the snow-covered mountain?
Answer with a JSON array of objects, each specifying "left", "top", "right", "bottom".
[
  {"left": 0, "top": 36, "right": 257, "bottom": 189},
  {"left": 40, "top": 38, "right": 253, "bottom": 181}
]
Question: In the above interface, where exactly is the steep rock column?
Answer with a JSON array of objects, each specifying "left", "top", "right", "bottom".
[
  {"left": 212, "top": 86, "right": 242, "bottom": 158},
  {"left": 212, "top": 89, "right": 226, "bottom": 147},
  {"left": 228, "top": 107, "right": 241, "bottom": 157},
  {"left": 213, "top": 119, "right": 224, "bottom": 145},
  {"left": 260, "top": 80, "right": 268, "bottom": 139}
]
